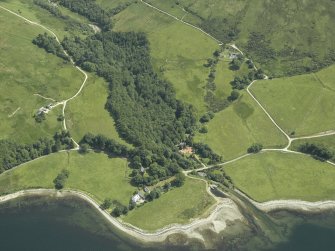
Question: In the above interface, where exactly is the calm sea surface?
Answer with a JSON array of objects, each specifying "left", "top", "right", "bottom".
[{"left": 0, "top": 195, "right": 335, "bottom": 251}]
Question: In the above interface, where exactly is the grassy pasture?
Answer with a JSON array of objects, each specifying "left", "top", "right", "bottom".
[
  {"left": 142, "top": 0, "right": 335, "bottom": 77},
  {"left": 66, "top": 74, "right": 130, "bottom": 146},
  {"left": 0, "top": 151, "right": 134, "bottom": 205},
  {"left": 0, "top": 0, "right": 91, "bottom": 39},
  {"left": 224, "top": 151, "right": 335, "bottom": 202},
  {"left": 251, "top": 65, "right": 335, "bottom": 137},
  {"left": 195, "top": 91, "right": 287, "bottom": 160},
  {"left": 113, "top": 2, "right": 219, "bottom": 116},
  {"left": 0, "top": 9, "right": 84, "bottom": 143},
  {"left": 290, "top": 135, "right": 335, "bottom": 162},
  {"left": 123, "top": 178, "right": 214, "bottom": 231}
]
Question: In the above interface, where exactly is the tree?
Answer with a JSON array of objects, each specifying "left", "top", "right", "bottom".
[
  {"left": 101, "top": 198, "right": 113, "bottom": 210},
  {"left": 53, "top": 169, "right": 70, "bottom": 189},
  {"left": 112, "top": 204, "right": 128, "bottom": 217},
  {"left": 247, "top": 143, "right": 263, "bottom": 153},
  {"left": 79, "top": 143, "right": 89, "bottom": 154},
  {"left": 173, "top": 172, "right": 185, "bottom": 187},
  {"left": 228, "top": 90, "right": 240, "bottom": 101},
  {"left": 199, "top": 126, "right": 208, "bottom": 133},
  {"left": 230, "top": 56, "right": 244, "bottom": 70}
]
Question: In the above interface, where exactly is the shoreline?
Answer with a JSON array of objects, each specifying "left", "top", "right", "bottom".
[
  {"left": 0, "top": 189, "right": 243, "bottom": 245},
  {"left": 2, "top": 188, "right": 335, "bottom": 244},
  {"left": 235, "top": 189, "right": 335, "bottom": 213}
]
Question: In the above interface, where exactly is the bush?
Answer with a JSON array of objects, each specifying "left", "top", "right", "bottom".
[
  {"left": 298, "top": 143, "right": 334, "bottom": 161},
  {"left": 173, "top": 172, "right": 185, "bottom": 187},
  {"left": 199, "top": 126, "right": 208, "bottom": 134},
  {"left": 247, "top": 143, "right": 263, "bottom": 153},
  {"left": 53, "top": 169, "right": 70, "bottom": 189},
  {"left": 228, "top": 90, "right": 240, "bottom": 101}
]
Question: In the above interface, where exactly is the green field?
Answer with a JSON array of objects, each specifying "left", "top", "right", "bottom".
[
  {"left": 142, "top": 0, "right": 335, "bottom": 77},
  {"left": 195, "top": 91, "right": 287, "bottom": 160},
  {"left": 123, "top": 178, "right": 214, "bottom": 231},
  {"left": 0, "top": 8, "right": 83, "bottom": 143},
  {"left": 0, "top": 151, "right": 134, "bottom": 205},
  {"left": 224, "top": 151, "right": 335, "bottom": 202},
  {"left": 113, "top": 2, "right": 219, "bottom": 116},
  {"left": 0, "top": 150, "right": 215, "bottom": 230},
  {"left": 290, "top": 135, "right": 335, "bottom": 162},
  {"left": 66, "top": 74, "right": 130, "bottom": 146},
  {"left": 0, "top": 0, "right": 91, "bottom": 39},
  {"left": 251, "top": 65, "right": 335, "bottom": 137}
]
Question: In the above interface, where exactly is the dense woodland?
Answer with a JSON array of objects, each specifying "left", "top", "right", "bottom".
[
  {"left": 30, "top": 0, "right": 223, "bottom": 188},
  {"left": 61, "top": 32, "right": 197, "bottom": 150},
  {"left": 0, "top": 131, "right": 74, "bottom": 173}
]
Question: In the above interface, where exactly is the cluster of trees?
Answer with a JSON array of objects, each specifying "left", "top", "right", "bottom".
[
  {"left": 34, "top": 0, "right": 94, "bottom": 36},
  {"left": 204, "top": 49, "right": 232, "bottom": 112},
  {"left": 200, "top": 112, "right": 215, "bottom": 123},
  {"left": 33, "top": 33, "right": 68, "bottom": 60},
  {"left": 193, "top": 143, "right": 222, "bottom": 164},
  {"left": 230, "top": 55, "right": 244, "bottom": 70},
  {"left": 246, "top": 32, "right": 276, "bottom": 65},
  {"left": 80, "top": 133, "right": 197, "bottom": 187},
  {"left": 231, "top": 69, "right": 264, "bottom": 90},
  {"left": 298, "top": 143, "right": 334, "bottom": 161},
  {"left": 53, "top": 169, "right": 70, "bottom": 189},
  {"left": 62, "top": 32, "right": 197, "bottom": 152},
  {"left": 206, "top": 168, "right": 233, "bottom": 188},
  {"left": 58, "top": 0, "right": 112, "bottom": 30},
  {"left": 200, "top": 17, "right": 240, "bottom": 45},
  {"left": 0, "top": 131, "right": 74, "bottom": 173},
  {"left": 247, "top": 143, "right": 263, "bottom": 153},
  {"left": 34, "top": 0, "right": 63, "bottom": 18}
]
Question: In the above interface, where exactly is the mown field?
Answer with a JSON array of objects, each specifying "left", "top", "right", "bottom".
[
  {"left": 123, "top": 178, "right": 214, "bottom": 231},
  {"left": 195, "top": 91, "right": 287, "bottom": 160},
  {"left": 224, "top": 151, "right": 335, "bottom": 202},
  {"left": 0, "top": 151, "right": 134, "bottom": 205},
  {"left": 0, "top": 8, "right": 83, "bottom": 143},
  {"left": 66, "top": 74, "right": 130, "bottom": 146},
  {"left": 290, "top": 135, "right": 335, "bottom": 162},
  {"left": 251, "top": 65, "right": 335, "bottom": 137},
  {"left": 112, "top": 2, "right": 219, "bottom": 116},
  {"left": 142, "top": 0, "right": 335, "bottom": 77}
]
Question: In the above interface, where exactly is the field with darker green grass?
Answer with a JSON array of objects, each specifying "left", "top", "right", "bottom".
[{"left": 195, "top": 91, "right": 287, "bottom": 160}]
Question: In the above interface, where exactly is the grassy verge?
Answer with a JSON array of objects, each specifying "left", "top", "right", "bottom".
[
  {"left": 224, "top": 151, "right": 335, "bottom": 202},
  {"left": 123, "top": 178, "right": 215, "bottom": 231}
]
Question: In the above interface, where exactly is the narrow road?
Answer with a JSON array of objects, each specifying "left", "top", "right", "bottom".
[
  {"left": 0, "top": 5, "right": 88, "bottom": 149},
  {"left": 139, "top": 0, "right": 335, "bottom": 171}
]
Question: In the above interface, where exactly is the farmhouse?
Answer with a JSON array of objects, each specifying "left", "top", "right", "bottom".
[{"left": 131, "top": 192, "right": 145, "bottom": 204}]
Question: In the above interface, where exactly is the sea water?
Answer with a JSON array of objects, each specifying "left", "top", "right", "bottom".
[{"left": 0, "top": 195, "right": 335, "bottom": 251}]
